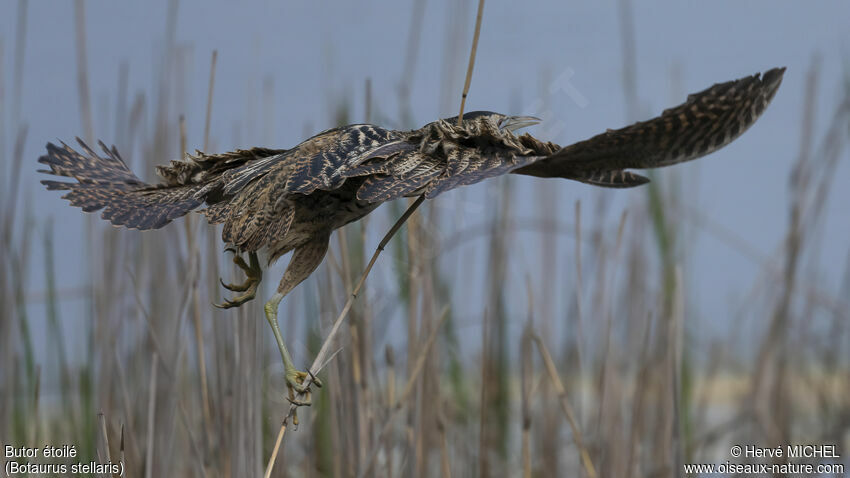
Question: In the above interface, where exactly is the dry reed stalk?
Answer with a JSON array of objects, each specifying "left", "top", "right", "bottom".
[
  {"left": 403, "top": 203, "right": 420, "bottom": 478},
  {"left": 410, "top": 212, "right": 441, "bottom": 478},
  {"left": 357, "top": 210, "right": 377, "bottom": 474},
  {"left": 520, "top": 316, "right": 533, "bottom": 478},
  {"left": 323, "top": 239, "right": 346, "bottom": 279},
  {"left": 204, "top": 51, "right": 218, "bottom": 150},
  {"left": 144, "top": 353, "right": 158, "bottom": 478},
  {"left": 73, "top": 0, "right": 94, "bottom": 144},
  {"left": 98, "top": 411, "right": 112, "bottom": 467},
  {"left": 44, "top": 201, "right": 78, "bottom": 449},
  {"left": 113, "top": 62, "right": 129, "bottom": 146},
  {"left": 29, "top": 365, "right": 40, "bottom": 450},
  {"left": 0, "top": 158, "right": 13, "bottom": 436},
  {"left": 264, "top": 422, "right": 286, "bottom": 478},
  {"left": 434, "top": 393, "right": 452, "bottom": 478},
  {"left": 0, "top": 140, "right": 24, "bottom": 389},
  {"left": 9, "top": 223, "right": 34, "bottom": 383},
  {"left": 364, "top": 78, "right": 373, "bottom": 124},
  {"left": 328, "top": 238, "right": 363, "bottom": 474},
  {"left": 184, "top": 49, "right": 220, "bottom": 458},
  {"left": 572, "top": 200, "right": 585, "bottom": 385},
  {"left": 11, "top": 0, "right": 26, "bottom": 127},
  {"left": 334, "top": 225, "right": 370, "bottom": 469},
  {"left": 315, "top": 264, "right": 347, "bottom": 478},
  {"left": 669, "top": 265, "right": 685, "bottom": 475},
  {"left": 0, "top": 37, "right": 5, "bottom": 182},
  {"left": 616, "top": 0, "right": 639, "bottom": 122},
  {"left": 398, "top": 0, "right": 427, "bottom": 125},
  {"left": 438, "top": 412, "right": 452, "bottom": 478},
  {"left": 113, "top": 349, "right": 141, "bottom": 464},
  {"left": 531, "top": 334, "right": 597, "bottom": 478},
  {"left": 206, "top": 217, "right": 224, "bottom": 455},
  {"left": 2, "top": 126, "right": 27, "bottom": 247},
  {"left": 457, "top": 0, "right": 485, "bottom": 125},
  {"left": 535, "top": 180, "right": 559, "bottom": 476},
  {"left": 385, "top": 345, "right": 396, "bottom": 477},
  {"left": 594, "top": 211, "right": 627, "bottom": 442},
  {"left": 478, "top": 308, "right": 491, "bottom": 478},
  {"left": 405, "top": 207, "right": 420, "bottom": 350},
  {"left": 624, "top": 311, "right": 655, "bottom": 478},
  {"left": 119, "top": 426, "right": 126, "bottom": 478},
  {"left": 358, "top": 307, "right": 449, "bottom": 478}
]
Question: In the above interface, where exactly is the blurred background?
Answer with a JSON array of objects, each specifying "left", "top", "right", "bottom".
[{"left": 1, "top": 0, "right": 849, "bottom": 476}]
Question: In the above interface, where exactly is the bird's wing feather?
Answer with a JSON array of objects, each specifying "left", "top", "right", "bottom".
[
  {"left": 39, "top": 139, "right": 206, "bottom": 229},
  {"left": 344, "top": 132, "right": 543, "bottom": 202},
  {"left": 355, "top": 156, "right": 442, "bottom": 201},
  {"left": 156, "top": 147, "right": 288, "bottom": 186},
  {"left": 345, "top": 145, "right": 541, "bottom": 201},
  {"left": 568, "top": 169, "right": 650, "bottom": 188},
  {"left": 215, "top": 125, "right": 401, "bottom": 196},
  {"left": 283, "top": 125, "right": 401, "bottom": 193},
  {"left": 422, "top": 150, "right": 540, "bottom": 199},
  {"left": 217, "top": 125, "right": 404, "bottom": 250},
  {"left": 513, "top": 67, "right": 785, "bottom": 179}
]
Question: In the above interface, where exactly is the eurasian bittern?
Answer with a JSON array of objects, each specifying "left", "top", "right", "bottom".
[{"left": 39, "top": 67, "right": 784, "bottom": 403}]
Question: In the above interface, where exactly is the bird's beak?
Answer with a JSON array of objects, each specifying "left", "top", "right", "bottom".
[{"left": 499, "top": 115, "right": 541, "bottom": 132}]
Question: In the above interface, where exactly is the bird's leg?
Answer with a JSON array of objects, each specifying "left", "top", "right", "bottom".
[
  {"left": 263, "top": 234, "right": 330, "bottom": 410},
  {"left": 215, "top": 249, "right": 262, "bottom": 308},
  {"left": 265, "top": 292, "right": 317, "bottom": 410}
]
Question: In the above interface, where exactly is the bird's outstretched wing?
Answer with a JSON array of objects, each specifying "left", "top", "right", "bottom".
[
  {"left": 513, "top": 67, "right": 785, "bottom": 185},
  {"left": 38, "top": 139, "right": 293, "bottom": 230}
]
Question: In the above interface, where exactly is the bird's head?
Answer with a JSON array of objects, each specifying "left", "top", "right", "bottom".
[{"left": 440, "top": 111, "right": 541, "bottom": 136}]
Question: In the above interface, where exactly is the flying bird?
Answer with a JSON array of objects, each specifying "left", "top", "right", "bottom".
[{"left": 39, "top": 67, "right": 785, "bottom": 402}]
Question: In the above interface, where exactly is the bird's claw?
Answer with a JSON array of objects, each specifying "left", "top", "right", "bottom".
[
  {"left": 307, "top": 370, "right": 323, "bottom": 388},
  {"left": 214, "top": 278, "right": 259, "bottom": 308},
  {"left": 285, "top": 369, "right": 322, "bottom": 407},
  {"left": 286, "top": 396, "right": 312, "bottom": 407},
  {"left": 214, "top": 297, "right": 252, "bottom": 309},
  {"left": 219, "top": 277, "right": 253, "bottom": 292},
  {"left": 216, "top": 250, "right": 262, "bottom": 308}
]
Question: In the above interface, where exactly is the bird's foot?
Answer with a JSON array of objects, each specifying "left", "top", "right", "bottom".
[
  {"left": 215, "top": 250, "right": 262, "bottom": 308},
  {"left": 285, "top": 367, "right": 322, "bottom": 407},
  {"left": 284, "top": 368, "right": 322, "bottom": 427}
]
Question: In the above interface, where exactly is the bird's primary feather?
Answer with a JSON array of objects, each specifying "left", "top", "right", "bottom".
[{"left": 512, "top": 67, "right": 786, "bottom": 180}]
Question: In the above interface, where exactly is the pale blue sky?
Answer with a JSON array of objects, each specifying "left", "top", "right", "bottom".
[{"left": 4, "top": 1, "right": 850, "bottom": 358}]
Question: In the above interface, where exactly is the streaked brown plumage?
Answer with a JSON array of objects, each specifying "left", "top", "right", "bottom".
[{"left": 38, "top": 67, "right": 785, "bottom": 399}]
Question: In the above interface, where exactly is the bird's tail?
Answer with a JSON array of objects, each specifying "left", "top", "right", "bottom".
[{"left": 39, "top": 139, "right": 205, "bottom": 230}]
